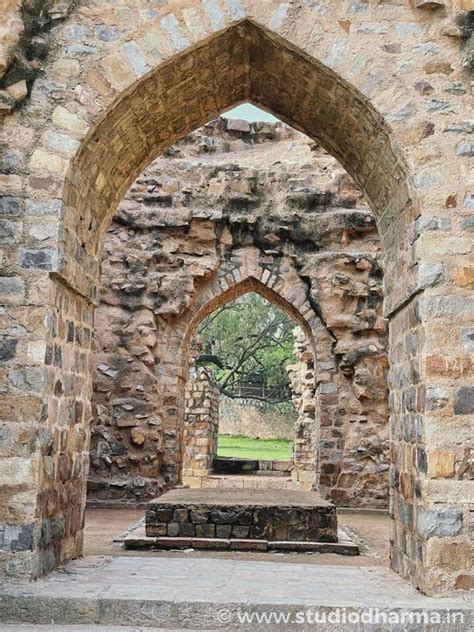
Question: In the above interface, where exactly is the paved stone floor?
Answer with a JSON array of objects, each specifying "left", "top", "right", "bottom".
[
  {"left": 0, "top": 556, "right": 471, "bottom": 629},
  {"left": 0, "top": 511, "right": 471, "bottom": 630},
  {"left": 0, "top": 627, "right": 178, "bottom": 631}
]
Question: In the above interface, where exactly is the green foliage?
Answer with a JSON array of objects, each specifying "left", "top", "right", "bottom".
[
  {"left": 217, "top": 434, "right": 293, "bottom": 461},
  {"left": 197, "top": 292, "right": 297, "bottom": 403}
]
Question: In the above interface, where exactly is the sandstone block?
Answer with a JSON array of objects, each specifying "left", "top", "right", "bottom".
[
  {"left": 427, "top": 451, "right": 455, "bottom": 479},
  {"left": 52, "top": 106, "right": 88, "bottom": 136}
]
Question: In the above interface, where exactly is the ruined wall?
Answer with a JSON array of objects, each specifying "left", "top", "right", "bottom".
[
  {"left": 89, "top": 118, "right": 389, "bottom": 508},
  {"left": 218, "top": 397, "right": 295, "bottom": 441},
  {"left": 287, "top": 329, "right": 319, "bottom": 488},
  {"left": 0, "top": 1, "right": 77, "bottom": 114},
  {"left": 289, "top": 327, "right": 390, "bottom": 507}
]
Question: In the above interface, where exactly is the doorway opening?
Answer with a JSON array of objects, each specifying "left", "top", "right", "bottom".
[{"left": 183, "top": 291, "right": 316, "bottom": 489}]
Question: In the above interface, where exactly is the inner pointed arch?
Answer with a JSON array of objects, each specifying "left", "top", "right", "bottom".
[{"left": 182, "top": 276, "right": 317, "bottom": 374}]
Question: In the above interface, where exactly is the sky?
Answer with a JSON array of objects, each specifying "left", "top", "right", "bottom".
[{"left": 221, "top": 103, "right": 278, "bottom": 122}]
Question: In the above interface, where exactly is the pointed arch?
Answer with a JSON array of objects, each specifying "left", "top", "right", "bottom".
[
  {"left": 182, "top": 276, "right": 318, "bottom": 364},
  {"left": 59, "top": 20, "right": 413, "bottom": 304}
]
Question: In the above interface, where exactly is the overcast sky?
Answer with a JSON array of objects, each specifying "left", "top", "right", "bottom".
[{"left": 221, "top": 103, "right": 278, "bottom": 122}]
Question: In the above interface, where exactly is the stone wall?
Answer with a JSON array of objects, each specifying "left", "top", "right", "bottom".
[
  {"left": 287, "top": 329, "right": 319, "bottom": 489},
  {"left": 289, "top": 328, "right": 390, "bottom": 507},
  {"left": 88, "top": 118, "right": 389, "bottom": 508},
  {"left": 0, "top": 1, "right": 77, "bottom": 114},
  {"left": 218, "top": 397, "right": 295, "bottom": 441}
]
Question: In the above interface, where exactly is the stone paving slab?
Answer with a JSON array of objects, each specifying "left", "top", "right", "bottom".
[
  {"left": 0, "top": 627, "right": 185, "bottom": 632},
  {"left": 0, "top": 556, "right": 471, "bottom": 630},
  {"left": 149, "top": 488, "right": 334, "bottom": 508}
]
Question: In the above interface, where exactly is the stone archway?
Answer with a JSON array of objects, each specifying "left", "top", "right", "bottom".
[
  {"left": 1, "top": 6, "right": 471, "bottom": 596},
  {"left": 179, "top": 276, "right": 322, "bottom": 492}
]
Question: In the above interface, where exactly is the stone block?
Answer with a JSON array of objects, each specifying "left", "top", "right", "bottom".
[
  {"left": 195, "top": 524, "right": 215, "bottom": 538},
  {"left": 455, "top": 575, "right": 474, "bottom": 590},
  {"left": 0, "top": 277, "right": 25, "bottom": 304},
  {"left": 147, "top": 523, "right": 167, "bottom": 537},
  {"left": 0, "top": 337, "right": 18, "bottom": 361},
  {"left": 189, "top": 507, "right": 209, "bottom": 523},
  {"left": 51, "top": 106, "right": 87, "bottom": 136},
  {"left": 454, "top": 388, "right": 474, "bottom": 415},
  {"left": 191, "top": 537, "right": 229, "bottom": 550},
  {"left": 215, "top": 524, "right": 232, "bottom": 538},
  {"left": 427, "top": 451, "right": 455, "bottom": 479},
  {"left": 229, "top": 539, "right": 268, "bottom": 551},
  {"left": 418, "top": 509, "right": 463, "bottom": 538},
  {"left": 21, "top": 249, "right": 58, "bottom": 271},
  {"left": 160, "top": 14, "right": 189, "bottom": 51},
  {"left": 232, "top": 525, "right": 250, "bottom": 538},
  {"left": 167, "top": 523, "right": 179, "bottom": 537},
  {"left": 173, "top": 508, "right": 189, "bottom": 523},
  {"left": 179, "top": 523, "right": 195, "bottom": 537},
  {"left": 0, "top": 523, "right": 34, "bottom": 552},
  {"left": 203, "top": 0, "right": 226, "bottom": 30}
]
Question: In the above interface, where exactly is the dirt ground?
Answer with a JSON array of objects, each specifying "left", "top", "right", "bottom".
[{"left": 83, "top": 508, "right": 389, "bottom": 568}]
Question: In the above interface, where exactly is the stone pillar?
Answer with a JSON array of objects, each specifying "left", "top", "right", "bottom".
[
  {"left": 0, "top": 274, "right": 94, "bottom": 580},
  {"left": 389, "top": 285, "right": 474, "bottom": 595},
  {"left": 287, "top": 329, "right": 318, "bottom": 491},
  {"left": 182, "top": 357, "right": 220, "bottom": 487}
]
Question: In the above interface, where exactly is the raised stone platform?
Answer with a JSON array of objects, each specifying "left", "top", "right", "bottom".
[
  {"left": 145, "top": 488, "right": 337, "bottom": 543},
  {"left": 186, "top": 473, "right": 299, "bottom": 491}
]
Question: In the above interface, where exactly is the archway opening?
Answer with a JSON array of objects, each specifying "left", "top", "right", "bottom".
[
  {"left": 28, "top": 15, "right": 418, "bottom": 586},
  {"left": 183, "top": 291, "right": 314, "bottom": 489},
  {"left": 83, "top": 107, "right": 389, "bottom": 562}
]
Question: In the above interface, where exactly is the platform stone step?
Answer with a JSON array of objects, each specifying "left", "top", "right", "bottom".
[
  {"left": 124, "top": 525, "right": 359, "bottom": 555},
  {"left": 213, "top": 456, "right": 292, "bottom": 476},
  {"left": 145, "top": 488, "right": 337, "bottom": 542}
]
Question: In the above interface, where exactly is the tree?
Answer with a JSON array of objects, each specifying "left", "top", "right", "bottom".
[{"left": 197, "top": 292, "right": 296, "bottom": 404}]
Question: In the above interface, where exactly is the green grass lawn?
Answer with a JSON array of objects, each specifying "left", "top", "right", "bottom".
[{"left": 217, "top": 434, "right": 293, "bottom": 461}]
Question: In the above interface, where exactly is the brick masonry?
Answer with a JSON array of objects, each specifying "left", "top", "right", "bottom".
[{"left": 0, "top": 0, "right": 472, "bottom": 596}]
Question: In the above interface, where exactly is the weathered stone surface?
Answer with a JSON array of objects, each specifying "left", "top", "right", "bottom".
[
  {"left": 418, "top": 509, "right": 463, "bottom": 539},
  {"left": 454, "top": 387, "right": 474, "bottom": 415},
  {"left": 0, "top": 0, "right": 471, "bottom": 598},
  {"left": 427, "top": 451, "right": 455, "bottom": 479},
  {"left": 0, "top": 524, "right": 34, "bottom": 553},
  {"left": 0, "top": 337, "right": 18, "bottom": 361}
]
